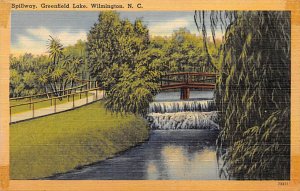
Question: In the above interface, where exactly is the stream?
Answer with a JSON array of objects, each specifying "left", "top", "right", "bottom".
[{"left": 46, "top": 90, "right": 223, "bottom": 180}]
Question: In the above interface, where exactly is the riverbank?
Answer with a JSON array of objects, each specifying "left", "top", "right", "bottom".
[
  {"left": 10, "top": 101, "right": 149, "bottom": 179},
  {"left": 46, "top": 129, "right": 221, "bottom": 180}
]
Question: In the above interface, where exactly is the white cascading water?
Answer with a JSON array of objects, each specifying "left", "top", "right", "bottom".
[
  {"left": 148, "top": 100, "right": 215, "bottom": 113},
  {"left": 147, "top": 100, "right": 219, "bottom": 130}
]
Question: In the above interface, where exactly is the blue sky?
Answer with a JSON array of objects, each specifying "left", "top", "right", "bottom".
[{"left": 11, "top": 11, "right": 202, "bottom": 55}]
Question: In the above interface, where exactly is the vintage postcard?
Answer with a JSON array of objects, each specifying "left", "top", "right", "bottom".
[{"left": 0, "top": 0, "right": 300, "bottom": 190}]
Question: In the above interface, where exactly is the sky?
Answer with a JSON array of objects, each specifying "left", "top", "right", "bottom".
[{"left": 11, "top": 11, "right": 202, "bottom": 55}]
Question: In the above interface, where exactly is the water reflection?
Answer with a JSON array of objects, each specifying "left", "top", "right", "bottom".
[
  {"left": 151, "top": 145, "right": 219, "bottom": 179},
  {"left": 47, "top": 130, "right": 222, "bottom": 180}
]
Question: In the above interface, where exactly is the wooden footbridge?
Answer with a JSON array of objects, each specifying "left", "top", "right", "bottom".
[{"left": 160, "top": 72, "right": 217, "bottom": 100}]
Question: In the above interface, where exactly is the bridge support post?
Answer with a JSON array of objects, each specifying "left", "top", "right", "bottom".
[{"left": 180, "top": 87, "right": 190, "bottom": 100}]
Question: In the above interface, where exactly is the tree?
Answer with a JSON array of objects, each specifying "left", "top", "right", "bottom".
[
  {"left": 9, "top": 38, "right": 85, "bottom": 98},
  {"left": 87, "top": 11, "right": 158, "bottom": 115},
  {"left": 195, "top": 11, "right": 290, "bottom": 180},
  {"left": 64, "top": 40, "right": 88, "bottom": 79},
  {"left": 9, "top": 53, "right": 39, "bottom": 97},
  {"left": 87, "top": 11, "right": 123, "bottom": 90},
  {"left": 46, "top": 36, "right": 85, "bottom": 97},
  {"left": 105, "top": 64, "right": 160, "bottom": 116},
  {"left": 162, "top": 28, "right": 218, "bottom": 73},
  {"left": 87, "top": 11, "right": 150, "bottom": 90}
]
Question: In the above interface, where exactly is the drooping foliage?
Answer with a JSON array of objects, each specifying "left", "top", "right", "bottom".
[
  {"left": 195, "top": 11, "right": 290, "bottom": 180},
  {"left": 105, "top": 63, "right": 160, "bottom": 116}
]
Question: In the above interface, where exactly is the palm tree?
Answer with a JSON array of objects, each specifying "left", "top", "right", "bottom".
[
  {"left": 47, "top": 36, "right": 63, "bottom": 66},
  {"left": 37, "top": 74, "right": 50, "bottom": 98},
  {"left": 47, "top": 36, "right": 63, "bottom": 95}
]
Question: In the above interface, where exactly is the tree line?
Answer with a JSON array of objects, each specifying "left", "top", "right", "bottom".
[{"left": 10, "top": 39, "right": 88, "bottom": 98}]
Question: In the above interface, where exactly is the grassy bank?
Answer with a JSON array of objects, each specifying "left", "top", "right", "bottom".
[{"left": 10, "top": 101, "right": 149, "bottom": 179}]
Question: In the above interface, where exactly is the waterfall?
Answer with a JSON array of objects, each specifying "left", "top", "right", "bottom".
[
  {"left": 147, "top": 100, "right": 219, "bottom": 130},
  {"left": 147, "top": 111, "right": 219, "bottom": 130},
  {"left": 148, "top": 100, "right": 215, "bottom": 113}
]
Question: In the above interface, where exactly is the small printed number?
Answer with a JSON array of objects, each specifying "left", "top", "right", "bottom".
[{"left": 278, "top": 182, "right": 289, "bottom": 186}]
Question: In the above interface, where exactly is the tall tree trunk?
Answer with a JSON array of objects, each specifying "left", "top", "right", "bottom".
[
  {"left": 63, "top": 79, "right": 69, "bottom": 95},
  {"left": 50, "top": 82, "right": 59, "bottom": 97},
  {"left": 44, "top": 86, "right": 50, "bottom": 98}
]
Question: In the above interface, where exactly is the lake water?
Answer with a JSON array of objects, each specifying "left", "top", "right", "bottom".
[{"left": 47, "top": 129, "right": 222, "bottom": 180}]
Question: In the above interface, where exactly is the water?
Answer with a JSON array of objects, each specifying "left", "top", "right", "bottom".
[
  {"left": 46, "top": 90, "right": 221, "bottom": 180},
  {"left": 154, "top": 90, "right": 214, "bottom": 101},
  {"left": 148, "top": 91, "right": 218, "bottom": 130},
  {"left": 149, "top": 100, "right": 215, "bottom": 113},
  {"left": 148, "top": 111, "right": 219, "bottom": 130},
  {"left": 46, "top": 130, "right": 222, "bottom": 180}
]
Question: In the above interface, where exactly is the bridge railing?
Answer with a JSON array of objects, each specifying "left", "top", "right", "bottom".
[{"left": 160, "top": 72, "right": 217, "bottom": 86}]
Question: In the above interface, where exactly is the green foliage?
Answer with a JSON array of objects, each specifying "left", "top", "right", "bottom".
[
  {"left": 10, "top": 39, "right": 87, "bottom": 98},
  {"left": 214, "top": 11, "right": 290, "bottom": 180},
  {"left": 10, "top": 53, "right": 50, "bottom": 97},
  {"left": 87, "top": 12, "right": 149, "bottom": 89},
  {"left": 64, "top": 40, "right": 89, "bottom": 79},
  {"left": 87, "top": 11, "right": 159, "bottom": 115},
  {"left": 105, "top": 61, "right": 160, "bottom": 116},
  {"left": 157, "top": 28, "right": 219, "bottom": 73}
]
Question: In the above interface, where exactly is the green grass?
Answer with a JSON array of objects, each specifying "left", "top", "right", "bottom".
[
  {"left": 10, "top": 93, "right": 94, "bottom": 114},
  {"left": 10, "top": 101, "right": 149, "bottom": 179}
]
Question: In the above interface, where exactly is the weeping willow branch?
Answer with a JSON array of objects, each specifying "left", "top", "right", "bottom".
[
  {"left": 194, "top": 11, "right": 237, "bottom": 73},
  {"left": 195, "top": 11, "right": 291, "bottom": 180}
]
